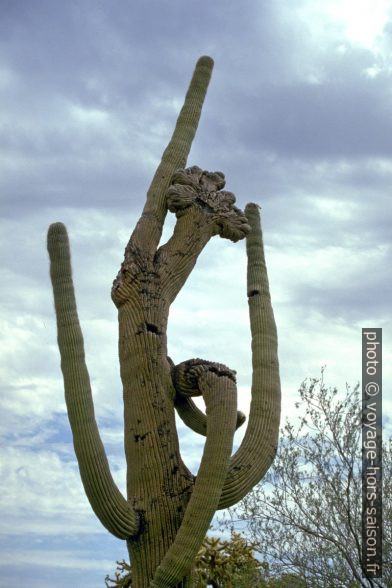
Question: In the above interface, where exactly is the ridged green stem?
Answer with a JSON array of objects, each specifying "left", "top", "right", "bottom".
[
  {"left": 218, "top": 203, "right": 281, "bottom": 509},
  {"left": 175, "top": 394, "right": 246, "bottom": 437},
  {"left": 47, "top": 222, "right": 139, "bottom": 539},
  {"left": 150, "top": 370, "right": 237, "bottom": 587},
  {"left": 129, "top": 56, "right": 214, "bottom": 258}
]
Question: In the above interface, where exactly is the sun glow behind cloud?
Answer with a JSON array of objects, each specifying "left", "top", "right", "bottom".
[
  {"left": 323, "top": 0, "right": 390, "bottom": 48},
  {"left": 295, "top": 0, "right": 391, "bottom": 58}
]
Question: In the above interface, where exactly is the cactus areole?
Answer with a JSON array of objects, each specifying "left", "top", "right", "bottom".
[{"left": 47, "top": 56, "right": 281, "bottom": 588}]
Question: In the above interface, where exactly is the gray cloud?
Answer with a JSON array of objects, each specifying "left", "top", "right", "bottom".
[{"left": 1, "top": 1, "right": 391, "bottom": 584}]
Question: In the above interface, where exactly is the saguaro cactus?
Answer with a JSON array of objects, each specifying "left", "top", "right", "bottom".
[{"left": 47, "top": 56, "right": 281, "bottom": 587}]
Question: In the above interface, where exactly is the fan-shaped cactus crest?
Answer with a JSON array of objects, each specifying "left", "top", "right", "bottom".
[{"left": 47, "top": 56, "right": 281, "bottom": 588}]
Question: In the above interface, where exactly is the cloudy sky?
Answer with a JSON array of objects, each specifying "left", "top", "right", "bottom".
[{"left": 1, "top": 0, "right": 391, "bottom": 585}]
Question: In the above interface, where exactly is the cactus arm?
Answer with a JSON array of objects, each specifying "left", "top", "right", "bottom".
[
  {"left": 149, "top": 366, "right": 237, "bottom": 587},
  {"left": 174, "top": 393, "right": 246, "bottom": 436},
  {"left": 174, "top": 394, "right": 208, "bottom": 436},
  {"left": 128, "top": 56, "right": 214, "bottom": 258},
  {"left": 47, "top": 222, "right": 139, "bottom": 539},
  {"left": 157, "top": 166, "right": 250, "bottom": 304},
  {"left": 218, "top": 203, "right": 281, "bottom": 509},
  {"left": 158, "top": 207, "right": 213, "bottom": 303}
]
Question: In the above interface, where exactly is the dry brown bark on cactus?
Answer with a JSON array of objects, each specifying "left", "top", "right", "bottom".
[{"left": 47, "top": 56, "right": 281, "bottom": 587}]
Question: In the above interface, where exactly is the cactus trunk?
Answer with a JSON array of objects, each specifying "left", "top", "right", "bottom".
[
  {"left": 47, "top": 56, "right": 281, "bottom": 587},
  {"left": 117, "top": 302, "right": 194, "bottom": 586}
]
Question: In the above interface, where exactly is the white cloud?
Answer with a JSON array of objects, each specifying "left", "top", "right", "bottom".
[
  {"left": 0, "top": 549, "right": 114, "bottom": 571},
  {"left": 321, "top": 0, "right": 391, "bottom": 49},
  {"left": 0, "top": 446, "right": 99, "bottom": 536}
]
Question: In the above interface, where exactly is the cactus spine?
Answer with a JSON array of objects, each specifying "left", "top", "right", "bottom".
[{"left": 47, "top": 56, "right": 281, "bottom": 587}]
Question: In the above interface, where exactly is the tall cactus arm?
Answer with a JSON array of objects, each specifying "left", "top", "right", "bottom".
[
  {"left": 128, "top": 56, "right": 214, "bottom": 258},
  {"left": 218, "top": 203, "right": 281, "bottom": 509},
  {"left": 149, "top": 362, "right": 238, "bottom": 587},
  {"left": 47, "top": 222, "right": 139, "bottom": 539}
]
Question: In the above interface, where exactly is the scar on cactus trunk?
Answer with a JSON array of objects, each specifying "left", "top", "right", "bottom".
[{"left": 47, "top": 56, "right": 281, "bottom": 588}]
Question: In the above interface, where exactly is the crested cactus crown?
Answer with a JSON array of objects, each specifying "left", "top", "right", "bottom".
[{"left": 167, "top": 165, "right": 251, "bottom": 242}]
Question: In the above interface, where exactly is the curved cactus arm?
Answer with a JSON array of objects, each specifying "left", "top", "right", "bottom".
[
  {"left": 218, "top": 203, "right": 281, "bottom": 510},
  {"left": 149, "top": 366, "right": 237, "bottom": 587},
  {"left": 128, "top": 56, "right": 214, "bottom": 258},
  {"left": 174, "top": 393, "right": 246, "bottom": 436},
  {"left": 47, "top": 223, "right": 139, "bottom": 539}
]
